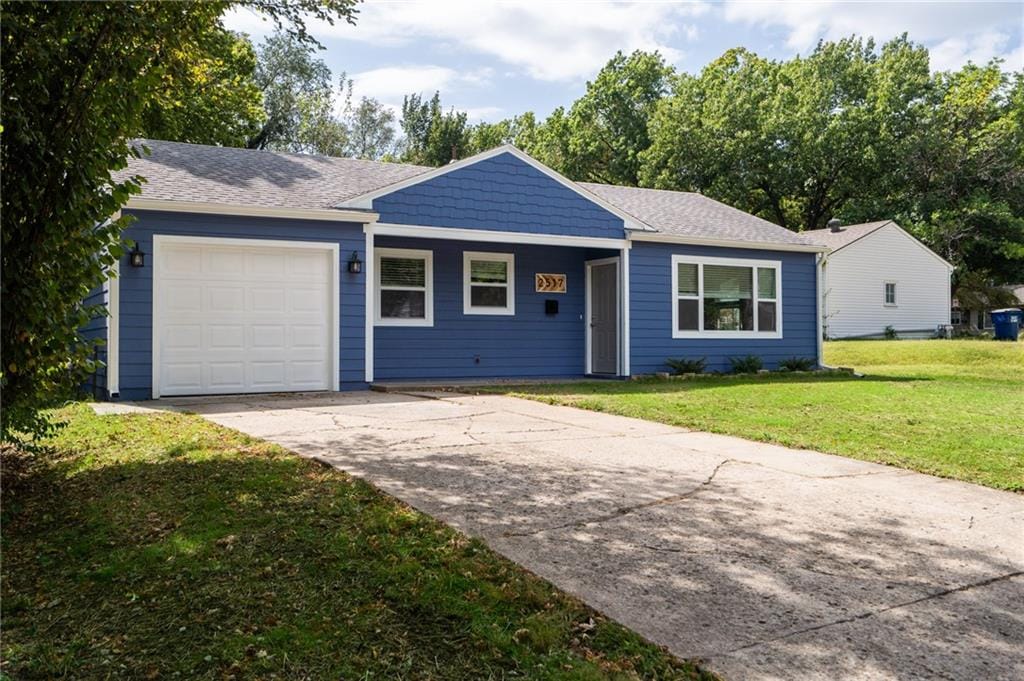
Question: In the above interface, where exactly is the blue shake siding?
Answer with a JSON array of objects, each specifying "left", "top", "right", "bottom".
[
  {"left": 115, "top": 210, "right": 368, "bottom": 399},
  {"left": 373, "top": 152, "right": 626, "bottom": 238},
  {"left": 373, "top": 236, "right": 617, "bottom": 380},
  {"left": 629, "top": 242, "right": 819, "bottom": 373}
]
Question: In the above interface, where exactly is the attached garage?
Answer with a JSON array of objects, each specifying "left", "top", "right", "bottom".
[{"left": 152, "top": 235, "right": 339, "bottom": 397}]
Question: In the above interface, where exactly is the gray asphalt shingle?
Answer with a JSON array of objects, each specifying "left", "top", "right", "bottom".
[
  {"left": 122, "top": 139, "right": 819, "bottom": 248},
  {"left": 801, "top": 221, "right": 894, "bottom": 252}
]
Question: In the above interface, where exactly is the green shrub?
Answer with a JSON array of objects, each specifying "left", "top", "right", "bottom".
[
  {"left": 779, "top": 357, "right": 816, "bottom": 372},
  {"left": 665, "top": 357, "right": 707, "bottom": 374},
  {"left": 728, "top": 355, "right": 763, "bottom": 373},
  {"left": 884, "top": 325, "right": 898, "bottom": 339}
]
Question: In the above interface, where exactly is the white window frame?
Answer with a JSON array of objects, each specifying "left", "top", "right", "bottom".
[
  {"left": 671, "top": 254, "right": 783, "bottom": 340},
  {"left": 463, "top": 251, "right": 515, "bottom": 316},
  {"left": 884, "top": 281, "right": 898, "bottom": 307},
  {"left": 375, "top": 247, "right": 433, "bottom": 327}
]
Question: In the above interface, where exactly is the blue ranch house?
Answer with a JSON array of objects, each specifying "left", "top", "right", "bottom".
[{"left": 88, "top": 140, "right": 827, "bottom": 400}]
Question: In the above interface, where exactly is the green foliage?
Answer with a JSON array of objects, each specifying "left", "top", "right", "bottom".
[
  {"left": 728, "top": 355, "right": 764, "bottom": 374},
  {"left": 0, "top": 1, "right": 359, "bottom": 447},
  {"left": 399, "top": 92, "right": 472, "bottom": 165},
  {"left": 141, "top": 27, "right": 264, "bottom": 146},
  {"left": 665, "top": 357, "right": 707, "bottom": 375},
  {"left": 883, "top": 326, "right": 899, "bottom": 339},
  {"left": 247, "top": 31, "right": 338, "bottom": 152},
  {"left": 642, "top": 37, "right": 932, "bottom": 231},
  {"left": 778, "top": 357, "right": 816, "bottom": 372}
]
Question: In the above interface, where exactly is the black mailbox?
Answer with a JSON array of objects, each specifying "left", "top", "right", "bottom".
[{"left": 545, "top": 299, "right": 559, "bottom": 315}]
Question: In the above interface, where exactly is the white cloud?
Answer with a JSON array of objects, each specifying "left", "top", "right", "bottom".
[
  {"left": 722, "top": 1, "right": 1023, "bottom": 70},
  {"left": 228, "top": 1, "right": 708, "bottom": 82}
]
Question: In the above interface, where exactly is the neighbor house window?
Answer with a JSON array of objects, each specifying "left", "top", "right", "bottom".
[
  {"left": 671, "top": 255, "right": 782, "bottom": 338},
  {"left": 884, "top": 282, "right": 897, "bottom": 306},
  {"left": 376, "top": 248, "right": 433, "bottom": 326},
  {"left": 463, "top": 251, "right": 515, "bottom": 315},
  {"left": 951, "top": 308, "right": 963, "bottom": 325}
]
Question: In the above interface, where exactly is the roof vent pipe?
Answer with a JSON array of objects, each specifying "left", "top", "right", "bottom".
[{"left": 827, "top": 218, "right": 842, "bottom": 233}]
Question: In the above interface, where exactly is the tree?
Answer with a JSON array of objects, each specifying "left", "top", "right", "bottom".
[
  {"left": 0, "top": 0, "right": 359, "bottom": 446},
  {"left": 345, "top": 93, "right": 397, "bottom": 159},
  {"left": 246, "top": 31, "right": 337, "bottom": 152},
  {"left": 140, "top": 27, "right": 265, "bottom": 147},
  {"left": 399, "top": 92, "right": 472, "bottom": 165},
  {"left": 551, "top": 50, "right": 673, "bottom": 185},
  {"left": 641, "top": 37, "right": 933, "bottom": 231}
]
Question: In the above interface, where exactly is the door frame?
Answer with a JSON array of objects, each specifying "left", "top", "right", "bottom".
[
  {"left": 585, "top": 256, "right": 621, "bottom": 376},
  {"left": 151, "top": 234, "right": 340, "bottom": 399}
]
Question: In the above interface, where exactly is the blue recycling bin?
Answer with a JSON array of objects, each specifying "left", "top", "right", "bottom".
[{"left": 990, "top": 308, "right": 1022, "bottom": 341}]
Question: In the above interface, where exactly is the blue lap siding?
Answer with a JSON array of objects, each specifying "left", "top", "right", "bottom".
[
  {"left": 373, "top": 236, "right": 617, "bottom": 380},
  {"left": 115, "top": 210, "right": 368, "bottom": 399},
  {"left": 81, "top": 283, "right": 108, "bottom": 396},
  {"left": 373, "top": 152, "right": 626, "bottom": 238},
  {"left": 629, "top": 242, "right": 819, "bottom": 373}
]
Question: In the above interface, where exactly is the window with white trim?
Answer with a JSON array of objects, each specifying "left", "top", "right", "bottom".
[
  {"left": 463, "top": 251, "right": 515, "bottom": 315},
  {"left": 884, "top": 281, "right": 897, "bottom": 306},
  {"left": 671, "top": 255, "right": 782, "bottom": 338},
  {"left": 376, "top": 248, "right": 433, "bottom": 326}
]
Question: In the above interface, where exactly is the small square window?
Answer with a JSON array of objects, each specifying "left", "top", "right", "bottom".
[
  {"left": 464, "top": 252, "right": 515, "bottom": 315},
  {"left": 884, "top": 282, "right": 897, "bottom": 306}
]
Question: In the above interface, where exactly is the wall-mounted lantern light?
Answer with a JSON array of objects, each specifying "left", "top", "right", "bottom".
[
  {"left": 129, "top": 243, "right": 145, "bottom": 268},
  {"left": 347, "top": 250, "right": 363, "bottom": 274}
]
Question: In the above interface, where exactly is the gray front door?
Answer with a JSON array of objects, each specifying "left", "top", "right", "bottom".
[{"left": 590, "top": 261, "right": 618, "bottom": 374}]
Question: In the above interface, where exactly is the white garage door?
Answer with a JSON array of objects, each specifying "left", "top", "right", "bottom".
[{"left": 153, "top": 236, "right": 337, "bottom": 397}]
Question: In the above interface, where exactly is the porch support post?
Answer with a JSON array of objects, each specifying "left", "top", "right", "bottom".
[
  {"left": 621, "top": 244, "right": 630, "bottom": 377},
  {"left": 364, "top": 224, "right": 375, "bottom": 383}
]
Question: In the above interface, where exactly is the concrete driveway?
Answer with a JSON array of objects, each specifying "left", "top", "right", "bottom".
[{"left": 169, "top": 390, "right": 1022, "bottom": 680}]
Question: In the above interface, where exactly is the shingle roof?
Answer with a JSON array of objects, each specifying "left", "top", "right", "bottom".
[
  {"left": 118, "top": 139, "right": 431, "bottom": 209},
  {"left": 579, "top": 183, "right": 818, "bottom": 247},
  {"left": 801, "top": 220, "right": 893, "bottom": 252},
  {"left": 121, "top": 139, "right": 820, "bottom": 248}
]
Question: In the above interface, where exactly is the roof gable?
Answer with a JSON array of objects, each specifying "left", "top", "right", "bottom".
[
  {"left": 338, "top": 145, "right": 652, "bottom": 233},
  {"left": 806, "top": 221, "right": 953, "bottom": 269},
  {"left": 358, "top": 148, "right": 642, "bottom": 239}
]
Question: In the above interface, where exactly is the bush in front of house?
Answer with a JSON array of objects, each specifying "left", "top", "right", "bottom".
[
  {"left": 665, "top": 357, "right": 707, "bottom": 375},
  {"left": 884, "top": 325, "right": 898, "bottom": 339},
  {"left": 779, "top": 357, "right": 816, "bottom": 372},
  {"left": 728, "top": 355, "right": 763, "bottom": 374}
]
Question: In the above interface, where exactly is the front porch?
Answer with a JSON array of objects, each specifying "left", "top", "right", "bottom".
[{"left": 365, "top": 224, "right": 630, "bottom": 382}]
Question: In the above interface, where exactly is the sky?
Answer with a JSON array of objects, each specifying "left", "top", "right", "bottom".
[{"left": 223, "top": 0, "right": 1024, "bottom": 124}]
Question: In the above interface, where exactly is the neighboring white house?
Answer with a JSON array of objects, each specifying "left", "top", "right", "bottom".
[{"left": 803, "top": 220, "right": 954, "bottom": 339}]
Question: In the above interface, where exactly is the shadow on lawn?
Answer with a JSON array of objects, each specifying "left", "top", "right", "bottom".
[
  {"left": 284, "top": 426, "right": 1023, "bottom": 680},
  {"left": 1, "top": 450, "right": 706, "bottom": 680}
]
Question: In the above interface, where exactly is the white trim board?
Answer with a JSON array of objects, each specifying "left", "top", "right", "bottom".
[
  {"left": 364, "top": 228, "right": 374, "bottom": 383},
  {"left": 670, "top": 253, "right": 783, "bottom": 340},
  {"left": 338, "top": 144, "right": 654, "bottom": 233},
  {"left": 629, "top": 230, "right": 827, "bottom": 254},
  {"left": 151, "top": 234, "right": 341, "bottom": 399},
  {"left": 107, "top": 258, "right": 120, "bottom": 396},
  {"left": 368, "top": 222, "right": 630, "bottom": 250},
  {"left": 128, "top": 199, "right": 378, "bottom": 224}
]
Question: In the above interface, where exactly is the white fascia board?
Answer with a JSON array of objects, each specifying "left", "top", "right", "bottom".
[
  {"left": 126, "top": 198, "right": 378, "bottom": 224},
  {"left": 336, "top": 144, "right": 655, "bottom": 233},
  {"left": 369, "top": 222, "right": 630, "bottom": 250},
  {"left": 629, "top": 230, "right": 828, "bottom": 253}
]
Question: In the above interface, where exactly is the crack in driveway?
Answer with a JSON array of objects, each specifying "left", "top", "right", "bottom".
[
  {"left": 503, "top": 458, "right": 736, "bottom": 537},
  {"left": 719, "top": 570, "right": 1024, "bottom": 657}
]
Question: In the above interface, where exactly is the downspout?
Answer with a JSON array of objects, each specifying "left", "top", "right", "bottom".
[{"left": 816, "top": 252, "right": 829, "bottom": 369}]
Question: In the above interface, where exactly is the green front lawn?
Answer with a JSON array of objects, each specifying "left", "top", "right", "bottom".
[
  {"left": 497, "top": 340, "right": 1024, "bottom": 491},
  {"left": 1, "top": 405, "right": 709, "bottom": 680}
]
